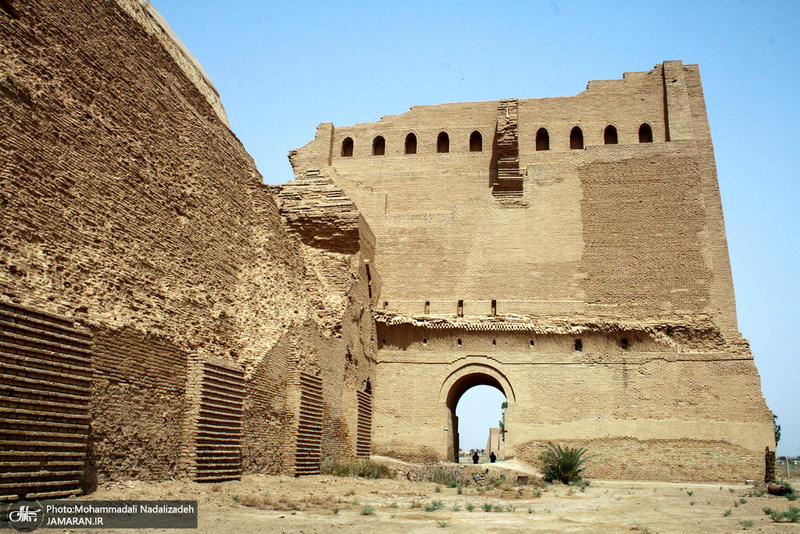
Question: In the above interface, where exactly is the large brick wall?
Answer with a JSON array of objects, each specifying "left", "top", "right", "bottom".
[
  {"left": 0, "top": 0, "right": 771, "bottom": 487},
  {"left": 0, "top": 0, "right": 376, "bottom": 494},
  {"left": 290, "top": 62, "right": 774, "bottom": 481}
]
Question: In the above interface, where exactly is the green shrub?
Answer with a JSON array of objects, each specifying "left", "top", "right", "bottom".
[
  {"left": 360, "top": 504, "right": 375, "bottom": 515},
  {"left": 321, "top": 459, "right": 396, "bottom": 479},
  {"left": 321, "top": 459, "right": 351, "bottom": 477},
  {"left": 763, "top": 505, "right": 800, "bottom": 522},
  {"left": 539, "top": 442, "right": 589, "bottom": 484},
  {"left": 424, "top": 500, "right": 444, "bottom": 512},
  {"left": 427, "top": 465, "right": 464, "bottom": 487}
]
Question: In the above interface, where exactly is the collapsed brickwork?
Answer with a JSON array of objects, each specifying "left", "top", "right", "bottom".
[
  {"left": 289, "top": 61, "right": 775, "bottom": 482},
  {"left": 0, "top": 0, "right": 375, "bottom": 500}
]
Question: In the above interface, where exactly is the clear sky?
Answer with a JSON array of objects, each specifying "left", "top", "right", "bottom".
[{"left": 150, "top": 0, "right": 799, "bottom": 456}]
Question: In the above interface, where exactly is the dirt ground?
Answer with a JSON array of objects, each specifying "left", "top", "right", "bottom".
[{"left": 66, "top": 459, "right": 799, "bottom": 534}]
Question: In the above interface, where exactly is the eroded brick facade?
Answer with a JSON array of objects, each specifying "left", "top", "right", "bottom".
[
  {"left": 288, "top": 61, "right": 774, "bottom": 482},
  {"left": 0, "top": 0, "right": 773, "bottom": 497},
  {"left": 0, "top": 0, "right": 375, "bottom": 499}
]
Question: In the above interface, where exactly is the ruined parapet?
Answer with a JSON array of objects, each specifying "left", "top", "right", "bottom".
[
  {"left": 272, "top": 170, "right": 361, "bottom": 254},
  {"left": 492, "top": 98, "right": 524, "bottom": 197}
]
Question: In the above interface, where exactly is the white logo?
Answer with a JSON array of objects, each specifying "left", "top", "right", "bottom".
[
  {"left": 9, "top": 505, "right": 38, "bottom": 523},
  {"left": 6, "top": 502, "right": 44, "bottom": 532}
]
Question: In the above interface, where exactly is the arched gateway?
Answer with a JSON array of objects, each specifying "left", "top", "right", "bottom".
[{"left": 440, "top": 362, "right": 515, "bottom": 462}]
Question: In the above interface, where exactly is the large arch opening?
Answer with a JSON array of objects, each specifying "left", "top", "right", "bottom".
[{"left": 440, "top": 364, "right": 515, "bottom": 463}]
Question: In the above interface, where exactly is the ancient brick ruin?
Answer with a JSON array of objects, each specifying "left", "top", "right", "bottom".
[
  {"left": 287, "top": 61, "right": 775, "bottom": 482},
  {"left": 0, "top": 0, "right": 774, "bottom": 500}
]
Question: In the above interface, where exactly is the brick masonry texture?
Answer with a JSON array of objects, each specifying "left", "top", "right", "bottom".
[
  {"left": 289, "top": 61, "right": 774, "bottom": 482},
  {"left": 0, "top": 0, "right": 375, "bottom": 497},
  {"left": 0, "top": 0, "right": 773, "bottom": 490}
]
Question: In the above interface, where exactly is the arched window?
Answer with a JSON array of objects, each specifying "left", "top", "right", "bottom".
[
  {"left": 469, "top": 131, "right": 482, "bottom": 152},
  {"left": 570, "top": 126, "right": 584, "bottom": 149},
  {"left": 341, "top": 137, "right": 354, "bottom": 157},
  {"left": 638, "top": 123, "right": 653, "bottom": 143},
  {"left": 372, "top": 135, "right": 385, "bottom": 156},
  {"left": 535, "top": 128, "right": 550, "bottom": 151},
  {"left": 437, "top": 132, "right": 450, "bottom": 153},
  {"left": 604, "top": 125, "right": 618, "bottom": 145},
  {"left": 405, "top": 133, "right": 417, "bottom": 154}
]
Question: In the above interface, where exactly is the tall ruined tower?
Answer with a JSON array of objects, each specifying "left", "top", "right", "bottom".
[{"left": 287, "top": 61, "right": 774, "bottom": 481}]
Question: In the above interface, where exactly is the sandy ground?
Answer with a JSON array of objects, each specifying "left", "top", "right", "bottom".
[{"left": 62, "top": 460, "right": 799, "bottom": 534}]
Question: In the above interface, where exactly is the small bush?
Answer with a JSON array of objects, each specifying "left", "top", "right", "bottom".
[
  {"left": 360, "top": 504, "right": 375, "bottom": 516},
  {"left": 424, "top": 500, "right": 444, "bottom": 512},
  {"left": 321, "top": 459, "right": 396, "bottom": 479},
  {"left": 427, "top": 465, "right": 464, "bottom": 487},
  {"left": 763, "top": 505, "right": 800, "bottom": 522},
  {"left": 540, "top": 442, "right": 589, "bottom": 484},
  {"left": 465, "top": 502, "right": 475, "bottom": 512},
  {"left": 436, "top": 520, "right": 450, "bottom": 528},
  {"left": 723, "top": 509, "right": 732, "bottom": 517},
  {"left": 321, "top": 459, "right": 351, "bottom": 477},
  {"left": 738, "top": 519, "right": 754, "bottom": 529},
  {"left": 482, "top": 503, "right": 493, "bottom": 512}
]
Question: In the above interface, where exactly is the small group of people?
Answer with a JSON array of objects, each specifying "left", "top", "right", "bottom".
[{"left": 471, "top": 451, "right": 497, "bottom": 464}]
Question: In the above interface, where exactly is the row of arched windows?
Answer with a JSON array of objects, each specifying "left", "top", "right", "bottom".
[
  {"left": 342, "top": 131, "right": 483, "bottom": 157},
  {"left": 340, "top": 123, "right": 654, "bottom": 157},
  {"left": 537, "top": 123, "right": 654, "bottom": 150}
]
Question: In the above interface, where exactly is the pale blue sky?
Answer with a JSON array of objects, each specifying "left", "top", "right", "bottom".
[{"left": 151, "top": 0, "right": 799, "bottom": 455}]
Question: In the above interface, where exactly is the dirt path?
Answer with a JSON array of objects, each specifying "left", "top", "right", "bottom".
[{"left": 64, "top": 467, "right": 799, "bottom": 533}]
